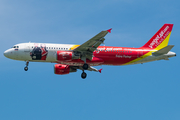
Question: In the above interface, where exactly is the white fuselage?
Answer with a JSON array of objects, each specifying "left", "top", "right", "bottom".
[{"left": 4, "top": 43, "right": 75, "bottom": 62}]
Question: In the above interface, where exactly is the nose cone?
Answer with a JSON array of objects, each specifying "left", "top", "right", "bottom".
[{"left": 4, "top": 49, "right": 11, "bottom": 58}]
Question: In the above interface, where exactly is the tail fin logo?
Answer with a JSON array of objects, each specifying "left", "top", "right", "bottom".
[
  {"left": 142, "top": 24, "right": 173, "bottom": 49},
  {"left": 149, "top": 25, "right": 170, "bottom": 48}
]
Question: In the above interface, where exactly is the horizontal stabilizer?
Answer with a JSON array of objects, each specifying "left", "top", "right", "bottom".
[{"left": 153, "top": 45, "right": 174, "bottom": 56}]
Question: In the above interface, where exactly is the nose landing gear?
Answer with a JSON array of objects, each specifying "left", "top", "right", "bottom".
[
  {"left": 24, "top": 61, "right": 29, "bottom": 71},
  {"left": 24, "top": 67, "right": 28, "bottom": 71}
]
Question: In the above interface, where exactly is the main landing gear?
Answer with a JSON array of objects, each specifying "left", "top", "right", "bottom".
[
  {"left": 81, "top": 63, "right": 89, "bottom": 79},
  {"left": 82, "top": 63, "right": 88, "bottom": 70},
  {"left": 24, "top": 61, "right": 29, "bottom": 71},
  {"left": 81, "top": 71, "right": 87, "bottom": 79}
]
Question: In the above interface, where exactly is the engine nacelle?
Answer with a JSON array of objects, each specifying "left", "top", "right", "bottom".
[
  {"left": 54, "top": 64, "right": 77, "bottom": 75},
  {"left": 57, "top": 51, "right": 80, "bottom": 61}
]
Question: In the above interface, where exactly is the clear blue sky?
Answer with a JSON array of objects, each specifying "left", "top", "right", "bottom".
[{"left": 0, "top": 0, "right": 180, "bottom": 120}]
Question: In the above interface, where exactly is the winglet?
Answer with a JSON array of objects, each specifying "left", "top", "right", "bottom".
[
  {"left": 98, "top": 69, "right": 102, "bottom": 73},
  {"left": 107, "top": 28, "right": 112, "bottom": 33}
]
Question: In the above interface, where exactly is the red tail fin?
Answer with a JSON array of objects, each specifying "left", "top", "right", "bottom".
[{"left": 142, "top": 24, "right": 173, "bottom": 50}]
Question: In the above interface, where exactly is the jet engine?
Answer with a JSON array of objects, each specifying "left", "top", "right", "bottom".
[{"left": 54, "top": 64, "right": 77, "bottom": 75}]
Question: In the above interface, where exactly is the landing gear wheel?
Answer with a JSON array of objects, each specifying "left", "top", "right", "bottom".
[
  {"left": 81, "top": 72, "right": 87, "bottom": 79},
  {"left": 24, "top": 67, "right": 28, "bottom": 71},
  {"left": 83, "top": 63, "right": 88, "bottom": 70},
  {"left": 24, "top": 61, "right": 29, "bottom": 71}
]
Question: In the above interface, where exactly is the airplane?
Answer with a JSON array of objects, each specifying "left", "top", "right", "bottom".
[{"left": 4, "top": 24, "right": 176, "bottom": 79}]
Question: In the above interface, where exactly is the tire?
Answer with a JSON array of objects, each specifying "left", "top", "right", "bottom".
[
  {"left": 24, "top": 67, "right": 28, "bottom": 71},
  {"left": 81, "top": 72, "right": 87, "bottom": 79},
  {"left": 83, "top": 63, "right": 88, "bottom": 70}
]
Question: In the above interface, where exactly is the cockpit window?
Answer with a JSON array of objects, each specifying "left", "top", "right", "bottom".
[{"left": 12, "top": 46, "right": 19, "bottom": 48}]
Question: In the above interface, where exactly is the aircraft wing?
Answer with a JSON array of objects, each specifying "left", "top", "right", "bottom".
[
  {"left": 71, "top": 66, "right": 102, "bottom": 73},
  {"left": 88, "top": 66, "right": 102, "bottom": 73},
  {"left": 73, "top": 28, "right": 112, "bottom": 61}
]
